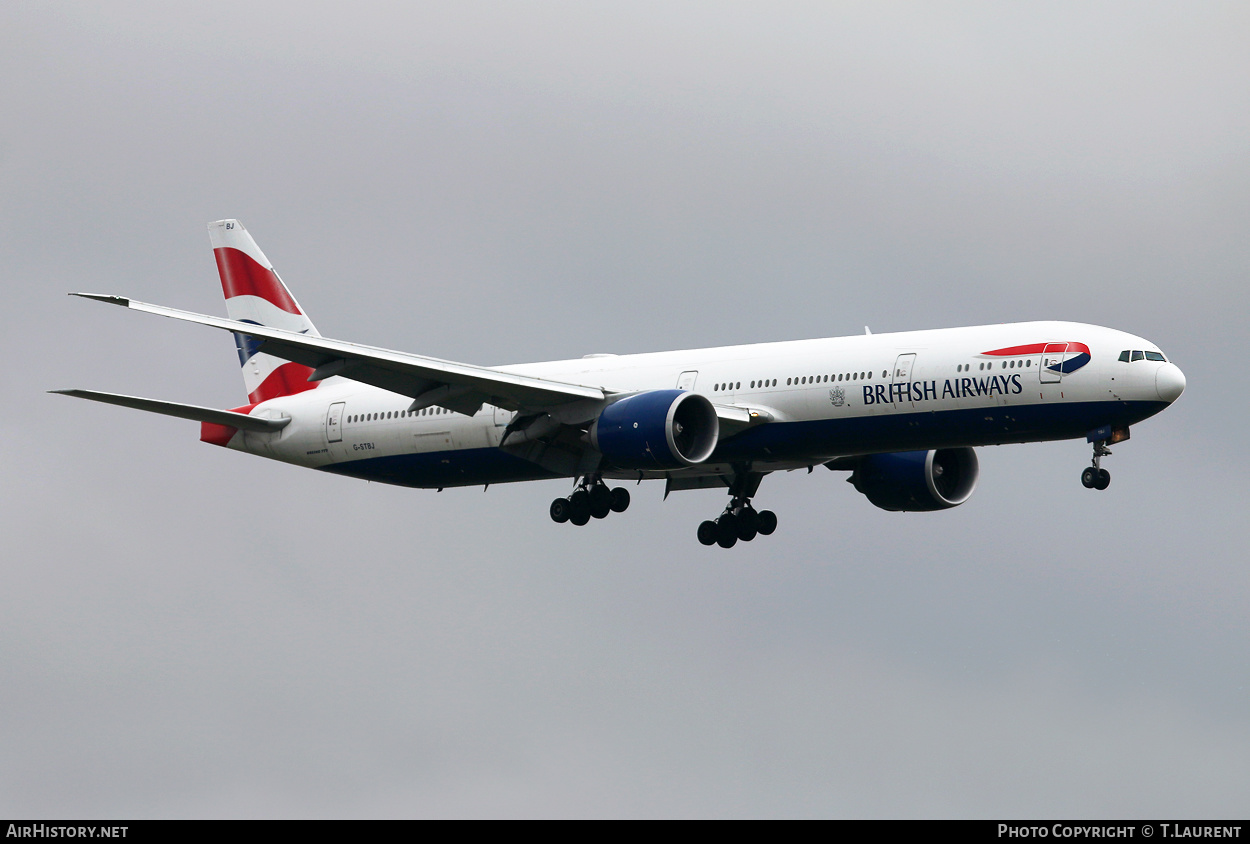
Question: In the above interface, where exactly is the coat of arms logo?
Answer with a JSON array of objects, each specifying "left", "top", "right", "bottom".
[{"left": 829, "top": 387, "right": 846, "bottom": 407}]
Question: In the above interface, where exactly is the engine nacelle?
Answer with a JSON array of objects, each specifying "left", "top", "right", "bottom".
[
  {"left": 590, "top": 389, "right": 718, "bottom": 470},
  {"left": 850, "top": 447, "right": 979, "bottom": 512}
]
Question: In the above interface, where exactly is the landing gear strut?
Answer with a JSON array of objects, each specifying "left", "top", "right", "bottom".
[
  {"left": 550, "top": 477, "right": 630, "bottom": 526},
  {"left": 1081, "top": 440, "right": 1112, "bottom": 491}
]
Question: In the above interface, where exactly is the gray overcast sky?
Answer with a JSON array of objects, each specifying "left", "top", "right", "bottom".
[{"left": 2, "top": 2, "right": 1248, "bottom": 818}]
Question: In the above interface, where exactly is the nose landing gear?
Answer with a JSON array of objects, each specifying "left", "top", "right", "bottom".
[
  {"left": 1081, "top": 441, "right": 1112, "bottom": 491},
  {"left": 550, "top": 477, "right": 631, "bottom": 526}
]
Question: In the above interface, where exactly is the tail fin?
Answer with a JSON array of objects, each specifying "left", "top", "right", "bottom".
[{"left": 209, "top": 219, "right": 320, "bottom": 404}]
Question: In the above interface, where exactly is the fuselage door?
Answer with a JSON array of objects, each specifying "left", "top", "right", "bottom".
[
  {"left": 1040, "top": 343, "right": 1067, "bottom": 384},
  {"left": 326, "top": 401, "right": 345, "bottom": 443},
  {"left": 676, "top": 370, "right": 698, "bottom": 391},
  {"left": 891, "top": 354, "right": 916, "bottom": 405}
]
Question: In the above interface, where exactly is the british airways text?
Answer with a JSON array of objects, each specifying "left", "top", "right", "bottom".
[{"left": 862, "top": 374, "right": 1024, "bottom": 405}]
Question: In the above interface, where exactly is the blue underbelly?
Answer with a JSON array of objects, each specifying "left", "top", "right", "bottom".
[{"left": 319, "top": 399, "right": 1169, "bottom": 488}]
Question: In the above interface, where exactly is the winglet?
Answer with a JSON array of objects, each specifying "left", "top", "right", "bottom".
[{"left": 72, "top": 293, "right": 131, "bottom": 306}]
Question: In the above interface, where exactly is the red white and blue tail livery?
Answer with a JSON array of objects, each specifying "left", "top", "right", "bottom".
[
  {"left": 53, "top": 220, "right": 1187, "bottom": 548},
  {"left": 209, "top": 219, "right": 321, "bottom": 404}
]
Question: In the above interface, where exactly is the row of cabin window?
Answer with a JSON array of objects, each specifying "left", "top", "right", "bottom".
[
  {"left": 1118, "top": 350, "right": 1167, "bottom": 362},
  {"left": 956, "top": 360, "right": 1034, "bottom": 372},
  {"left": 712, "top": 371, "right": 879, "bottom": 392},
  {"left": 348, "top": 407, "right": 451, "bottom": 423},
  {"left": 714, "top": 358, "right": 1046, "bottom": 392}
]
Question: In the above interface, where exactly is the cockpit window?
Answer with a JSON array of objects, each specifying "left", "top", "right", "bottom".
[{"left": 1120, "top": 350, "right": 1168, "bottom": 363}]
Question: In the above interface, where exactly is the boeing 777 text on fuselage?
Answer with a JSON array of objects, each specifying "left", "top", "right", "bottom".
[{"left": 55, "top": 220, "right": 1186, "bottom": 548}]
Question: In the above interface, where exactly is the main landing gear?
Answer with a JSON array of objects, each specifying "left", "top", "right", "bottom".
[
  {"left": 1081, "top": 440, "right": 1112, "bottom": 491},
  {"left": 697, "top": 498, "right": 778, "bottom": 549},
  {"left": 694, "top": 473, "right": 776, "bottom": 549},
  {"left": 549, "top": 477, "right": 630, "bottom": 526}
]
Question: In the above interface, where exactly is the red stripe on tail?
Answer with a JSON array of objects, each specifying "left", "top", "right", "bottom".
[
  {"left": 214, "top": 247, "right": 303, "bottom": 314},
  {"left": 200, "top": 403, "right": 261, "bottom": 448},
  {"left": 248, "top": 361, "right": 318, "bottom": 405}
]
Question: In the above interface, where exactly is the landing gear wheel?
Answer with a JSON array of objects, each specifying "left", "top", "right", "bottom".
[
  {"left": 1095, "top": 468, "right": 1111, "bottom": 490},
  {"left": 589, "top": 484, "right": 613, "bottom": 518},
  {"left": 610, "top": 486, "right": 631, "bottom": 513},
  {"left": 736, "top": 508, "right": 759, "bottom": 542},
  {"left": 697, "top": 520, "right": 718, "bottom": 546},
  {"left": 1081, "top": 467, "right": 1097, "bottom": 489},
  {"left": 716, "top": 514, "right": 738, "bottom": 549},
  {"left": 569, "top": 491, "right": 591, "bottom": 525},
  {"left": 756, "top": 510, "right": 777, "bottom": 536},
  {"left": 550, "top": 498, "right": 571, "bottom": 523}
]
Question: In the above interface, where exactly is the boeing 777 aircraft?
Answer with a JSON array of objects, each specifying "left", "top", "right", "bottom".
[{"left": 55, "top": 220, "right": 1186, "bottom": 548}]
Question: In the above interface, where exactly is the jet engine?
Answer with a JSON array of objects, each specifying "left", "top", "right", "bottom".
[
  {"left": 849, "top": 447, "right": 979, "bottom": 512},
  {"left": 590, "top": 389, "right": 718, "bottom": 470}
]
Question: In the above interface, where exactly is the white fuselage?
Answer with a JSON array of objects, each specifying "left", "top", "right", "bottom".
[{"left": 225, "top": 320, "right": 1182, "bottom": 490}]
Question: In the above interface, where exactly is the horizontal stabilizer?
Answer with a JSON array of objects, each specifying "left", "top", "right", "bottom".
[
  {"left": 71, "top": 293, "right": 606, "bottom": 414},
  {"left": 49, "top": 389, "right": 289, "bottom": 432}
]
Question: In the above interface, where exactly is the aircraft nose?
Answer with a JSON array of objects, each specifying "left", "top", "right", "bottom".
[{"left": 1156, "top": 363, "right": 1186, "bottom": 403}]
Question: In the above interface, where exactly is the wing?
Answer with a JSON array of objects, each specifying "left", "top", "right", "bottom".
[{"left": 74, "top": 294, "right": 606, "bottom": 415}]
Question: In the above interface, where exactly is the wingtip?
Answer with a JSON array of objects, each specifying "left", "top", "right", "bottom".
[{"left": 71, "top": 293, "right": 131, "bottom": 306}]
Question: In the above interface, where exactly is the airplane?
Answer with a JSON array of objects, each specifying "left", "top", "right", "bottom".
[{"left": 54, "top": 219, "right": 1187, "bottom": 548}]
